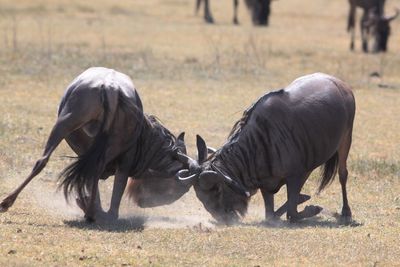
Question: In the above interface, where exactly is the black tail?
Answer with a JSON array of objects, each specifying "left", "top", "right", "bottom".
[
  {"left": 58, "top": 87, "right": 111, "bottom": 206},
  {"left": 318, "top": 152, "right": 339, "bottom": 192}
]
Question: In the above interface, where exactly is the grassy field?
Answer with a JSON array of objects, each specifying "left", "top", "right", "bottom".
[{"left": 0, "top": 0, "right": 400, "bottom": 266}]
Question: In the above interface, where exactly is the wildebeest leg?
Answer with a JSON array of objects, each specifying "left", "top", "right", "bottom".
[
  {"left": 204, "top": 0, "right": 214, "bottom": 23},
  {"left": 233, "top": 0, "right": 239, "bottom": 24},
  {"left": 0, "top": 113, "right": 87, "bottom": 212},
  {"left": 348, "top": 3, "right": 356, "bottom": 50},
  {"left": 195, "top": 0, "right": 202, "bottom": 14},
  {"left": 75, "top": 187, "right": 105, "bottom": 217},
  {"left": 337, "top": 132, "right": 353, "bottom": 224},
  {"left": 260, "top": 189, "right": 275, "bottom": 220},
  {"left": 274, "top": 194, "right": 311, "bottom": 217},
  {"left": 106, "top": 168, "right": 129, "bottom": 220},
  {"left": 361, "top": 13, "right": 369, "bottom": 52},
  {"left": 84, "top": 176, "right": 101, "bottom": 223},
  {"left": 286, "top": 173, "right": 322, "bottom": 222}
]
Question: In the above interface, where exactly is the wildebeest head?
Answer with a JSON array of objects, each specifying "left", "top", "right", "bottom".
[
  {"left": 368, "top": 8, "right": 399, "bottom": 52},
  {"left": 178, "top": 135, "right": 250, "bottom": 225},
  {"left": 245, "top": 0, "right": 271, "bottom": 26},
  {"left": 127, "top": 132, "right": 193, "bottom": 208},
  {"left": 137, "top": 117, "right": 189, "bottom": 178}
]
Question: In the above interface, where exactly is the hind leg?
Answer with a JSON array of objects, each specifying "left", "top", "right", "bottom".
[
  {"left": 0, "top": 113, "right": 87, "bottom": 212},
  {"left": 338, "top": 133, "right": 353, "bottom": 224},
  {"left": 204, "top": 0, "right": 214, "bottom": 23}
]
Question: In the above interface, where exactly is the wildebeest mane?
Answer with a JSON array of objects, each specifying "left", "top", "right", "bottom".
[
  {"left": 129, "top": 114, "right": 180, "bottom": 178},
  {"left": 227, "top": 89, "right": 284, "bottom": 144}
]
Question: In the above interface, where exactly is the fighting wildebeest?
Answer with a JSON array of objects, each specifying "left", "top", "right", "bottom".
[
  {"left": 347, "top": 0, "right": 399, "bottom": 52},
  {"left": 0, "top": 67, "right": 190, "bottom": 222},
  {"left": 196, "top": 0, "right": 272, "bottom": 26},
  {"left": 179, "top": 73, "right": 355, "bottom": 225}
]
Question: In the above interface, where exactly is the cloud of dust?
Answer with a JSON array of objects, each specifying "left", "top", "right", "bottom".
[{"left": 30, "top": 180, "right": 217, "bottom": 229}]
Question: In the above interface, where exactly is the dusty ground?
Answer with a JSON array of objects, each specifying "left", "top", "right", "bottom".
[{"left": 0, "top": 0, "right": 399, "bottom": 266}]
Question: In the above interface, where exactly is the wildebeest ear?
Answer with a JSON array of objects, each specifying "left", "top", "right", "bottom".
[
  {"left": 196, "top": 135, "right": 208, "bottom": 163},
  {"left": 198, "top": 171, "right": 220, "bottom": 190},
  {"left": 176, "top": 132, "right": 186, "bottom": 154}
]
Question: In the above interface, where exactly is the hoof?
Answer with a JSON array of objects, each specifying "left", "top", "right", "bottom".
[
  {"left": 205, "top": 15, "right": 214, "bottom": 24},
  {"left": 84, "top": 215, "right": 96, "bottom": 223},
  {"left": 338, "top": 215, "right": 353, "bottom": 225},
  {"left": 304, "top": 205, "right": 323, "bottom": 217},
  {"left": 0, "top": 204, "right": 8, "bottom": 212}
]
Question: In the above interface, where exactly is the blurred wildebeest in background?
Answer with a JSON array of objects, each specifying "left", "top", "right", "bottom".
[
  {"left": 196, "top": 0, "right": 272, "bottom": 26},
  {"left": 179, "top": 73, "right": 356, "bottom": 225},
  {"left": 0, "top": 67, "right": 190, "bottom": 222},
  {"left": 347, "top": 0, "right": 399, "bottom": 52}
]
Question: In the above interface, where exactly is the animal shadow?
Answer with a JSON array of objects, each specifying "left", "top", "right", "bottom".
[
  {"left": 248, "top": 216, "right": 363, "bottom": 229},
  {"left": 63, "top": 216, "right": 147, "bottom": 232}
]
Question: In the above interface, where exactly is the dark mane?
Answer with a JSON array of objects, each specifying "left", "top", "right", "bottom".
[
  {"left": 128, "top": 114, "right": 179, "bottom": 178},
  {"left": 227, "top": 89, "right": 284, "bottom": 143}
]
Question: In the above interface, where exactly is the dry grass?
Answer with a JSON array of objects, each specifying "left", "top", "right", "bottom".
[{"left": 0, "top": 0, "right": 400, "bottom": 266}]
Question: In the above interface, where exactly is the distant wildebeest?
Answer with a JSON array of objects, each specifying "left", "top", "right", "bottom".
[
  {"left": 0, "top": 67, "right": 190, "bottom": 222},
  {"left": 178, "top": 73, "right": 356, "bottom": 225},
  {"left": 347, "top": 0, "right": 399, "bottom": 52},
  {"left": 196, "top": 0, "right": 272, "bottom": 26}
]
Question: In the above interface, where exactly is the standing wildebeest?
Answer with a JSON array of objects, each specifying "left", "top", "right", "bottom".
[
  {"left": 0, "top": 67, "right": 191, "bottom": 222},
  {"left": 348, "top": 0, "right": 399, "bottom": 52},
  {"left": 196, "top": 0, "right": 271, "bottom": 26},
  {"left": 179, "top": 73, "right": 355, "bottom": 225}
]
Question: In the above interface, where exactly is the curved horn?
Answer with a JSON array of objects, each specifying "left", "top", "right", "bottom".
[
  {"left": 177, "top": 169, "right": 198, "bottom": 182},
  {"left": 207, "top": 146, "right": 217, "bottom": 154},
  {"left": 211, "top": 165, "right": 250, "bottom": 197},
  {"left": 176, "top": 151, "right": 198, "bottom": 166},
  {"left": 386, "top": 8, "right": 399, "bottom": 21}
]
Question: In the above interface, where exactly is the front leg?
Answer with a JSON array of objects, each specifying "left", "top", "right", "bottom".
[
  {"left": 76, "top": 187, "right": 106, "bottom": 219},
  {"left": 106, "top": 168, "right": 129, "bottom": 220},
  {"left": 260, "top": 188, "right": 275, "bottom": 220},
  {"left": 286, "top": 175, "right": 322, "bottom": 222}
]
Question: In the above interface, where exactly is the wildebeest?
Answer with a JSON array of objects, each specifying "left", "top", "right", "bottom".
[
  {"left": 195, "top": 0, "right": 272, "bottom": 26},
  {"left": 178, "top": 73, "right": 356, "bottom": 225},
  {"left": 347, "top": 0, "right": 399, "bottom": 52},
  {"left": 0, "top": 67, "right": 190, "bottom": 222}
]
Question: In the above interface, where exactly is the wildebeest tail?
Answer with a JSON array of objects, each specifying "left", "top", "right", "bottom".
[
  {"left": 58, "top": 86, "right": 113, "bottom": 207},
  {"left": 318, "top": 152, "right": 339, "bottom": 192}
]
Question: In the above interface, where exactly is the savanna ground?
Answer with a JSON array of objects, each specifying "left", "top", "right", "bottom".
[{"left": 0, "top": 0, "right": 399, "bottom": 266}]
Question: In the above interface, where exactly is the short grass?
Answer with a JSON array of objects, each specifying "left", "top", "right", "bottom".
[{"left": 0, "top": 0, "right": 399, "bottom": 266}]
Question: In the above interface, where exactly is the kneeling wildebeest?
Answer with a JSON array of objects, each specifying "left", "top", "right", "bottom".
[
  {"left": 0, "top": 67, "right": 190, "bottom": 222},
  {"left": 196, "top": 0, "right": 272, "bottom": 26},
  {"left": 179, "top": 73, "right": 355, "bottom": 225}
]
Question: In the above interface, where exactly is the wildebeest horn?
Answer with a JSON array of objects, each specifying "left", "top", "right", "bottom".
[
  {"left": 211, "top": 165, "right": 250, "bottom": 198},
  {"left": 386, "top": 8, "right": 399, "bottom": 21},
  {"left": 207, "top": 147, "right": 217, "bottom": 153},
  {"left": 176, "top": 151, "right": 197, "bottom": 166},
  {"left": 177, "top": 169, "right": 198, "bottom": 183}
]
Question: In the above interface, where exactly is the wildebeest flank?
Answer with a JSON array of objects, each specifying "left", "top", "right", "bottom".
[
  {"left": 179, "top": 73, "right": 356, "bottom": 225},
  {"left": 0, "top": 67, "right": 190, "bottom": 222},
  {"left": 196, "top": 0, "right": 272, "bottom": 26}
]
